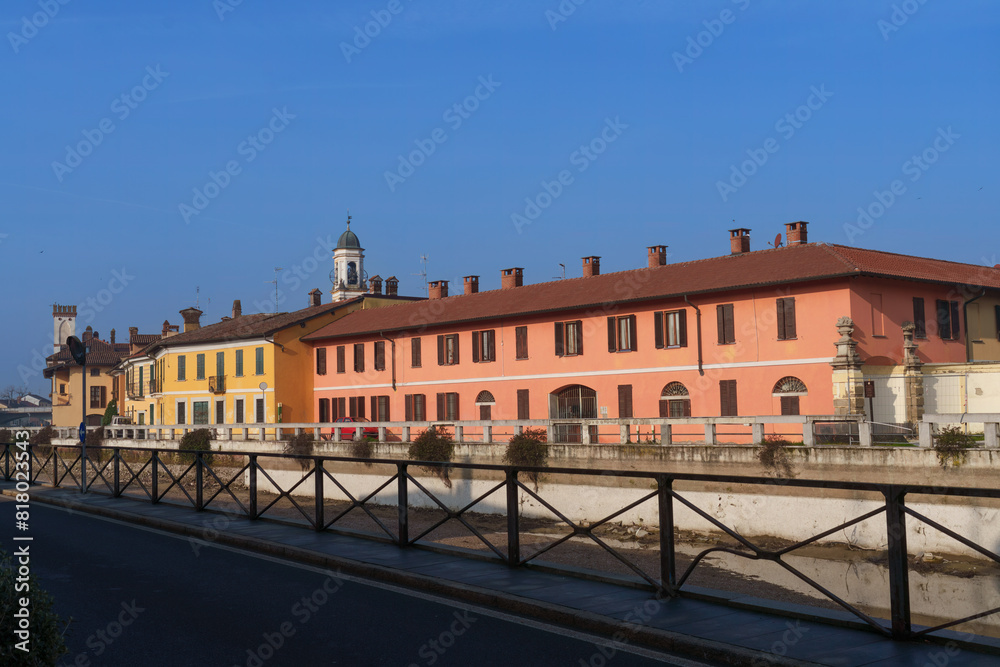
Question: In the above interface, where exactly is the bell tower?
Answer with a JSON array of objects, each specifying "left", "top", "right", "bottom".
[
  {"left": 331, "top": 213, "right": 366, "bottom": 302},
  {"left": 52, "top": 304, "right": 77, "bottom": 353}
]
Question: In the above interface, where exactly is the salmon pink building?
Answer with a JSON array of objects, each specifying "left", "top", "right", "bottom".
[{"left": 304, "top": 222, "right": 1000, "bottom": 440}]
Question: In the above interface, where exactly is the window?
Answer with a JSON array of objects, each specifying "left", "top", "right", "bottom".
[
  {"left": 472, "top": 330, "right": 496, "bottom": 363},
  {"left": 59, "top": 383, "right": 65, "bottom": 394},
  {"left": 348, "top": 396, "right": 366, "bottom": 418},
  {"left": 316, "top": 348, "right": 327, "bottom": 375},
  {"left": 517, "top": 389, "right": 530, "bottom": 420},
  {"left": 936, "top": 299, "right": 961, "bottom": 340},
  {"left": 913, "top": 298, "right": 926, "bottom": 338},
  {"left": 90, "top": 368, "right": 100, "bottom": 377},
  {"left": 374, "top": 341, "right": 386, "bottom": 371},
  {"left": 719, "top": 380, "right": 738, "bottom": 417},
  {"left": 411, "top": 338, "right": 422, "bottom": 367},
  {"left": 717, "top": 304, "right": 735, "bottom": 344},
  {"left": 216, "top": 400, "right": 225, "bottom": 424},
  {"left": 776, "top": 297, "right": 797, "bottom": 340},
  {"left": 318, "top": 398, "right": 330, "bottom": 423},
  {"left": 90, "top": 386, "right": 106, "bottom": 408},
  {"left": 618, "top": 384, "right": 633, "bottom": 418},
  {"left": 371, "top": 395, "right": 390, "bottom": 422},
  {"left": 475, "top": 390, "right": 495, "bottom": 420},
  {"left": 354, "top": 343, "right": 365, "bottom": 372},
  {"left": 405, "top": 394, "right": 426, "bottom": 421},
  {"left": 659, "top": 382, "right": 691, "bottom": 418},
  {"left": 870, "top": 293, "right": 884, "bottom": 336},
  {"left": 515, "top": 326, "right": 528, "bottom": 360},
  {"left": 235, "top": 399, "right": 244, "bottom": 424},
  {"left": 655, "top": 310, "right": 688, "bottom": 348},
  {"left": 177, "top": 401, "right": 186, "bottom": 424},
  {"left": 196, "top": 354, "right": 205, "bottom": 380},
  {"left": 235, "top": 349, "right": 244, "bottom": 376},
  {"left": 255, "top": 347, "right": 264, "bottom": 375},
  {"left": 773, "top": 377, "right": 807, "bottom": 416},
  {"left": 177, "top": 355, "right": 186, "bottom": 381},
  {"left": 607, "top": 315, "right": 637, "bottom": 352},
  {"left": 337, "top": 346, "right": 346, "bottom": 373},
  {"left": 216, "top": 351, "right": 225, "bottom": 377},
  {"left": 255, "top": 398, "right": 264, "bottom": 423},
  {"left": 551, "top": 385, "right": 597, "bottom": 419},
  {"left": 437, "top": 392, "right": 460, "bottom": 420},
  {"left": 149, "top": 404, "right": 154, "bottom": 424},
  {"left": 554, "top": 321, "right": 583, "bottom": 357},
  {"left": 437, "top": 334, "right": 459, "bottom": 365},
  {"left": 193, "top": 401, "right": 209, "bottom": 425}
]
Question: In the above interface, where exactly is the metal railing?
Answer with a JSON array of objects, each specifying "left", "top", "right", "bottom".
[
  {"left": 209, "top": 375, "right": 226, "bottom": 394},
  {"left": 4, "top": 442, "right": 999, "bottom": 646}
]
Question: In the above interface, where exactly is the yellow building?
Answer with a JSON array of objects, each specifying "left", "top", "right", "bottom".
[{"left": 45, "top": 325, "right": 131, "bottom": 427}]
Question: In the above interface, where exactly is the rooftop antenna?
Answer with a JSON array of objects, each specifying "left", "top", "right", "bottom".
[
  {"left": 769, "top": 233, "right": 782, "bottom": 248},
  {"left": 554, "top": 263, "right": 565, "bottom": 280},
  {"left": 195, "top": 286, "right": 200, "bottom": 309},
  {"left": 412, "top": 254, "right": 429, "bottom": 295},
  {"left": 264, "top": 267, "right": 283, "bottom": 312}
]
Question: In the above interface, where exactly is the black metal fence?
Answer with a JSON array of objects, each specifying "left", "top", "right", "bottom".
[{"left": 4, "top": 443, "right": 999, "bottom": 646}]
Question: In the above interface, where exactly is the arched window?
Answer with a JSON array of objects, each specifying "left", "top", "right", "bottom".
[
  {"left": 659, "top": 382, "right": 691, "bottom": 418},
  {"left": 550, "top": 385, "right": 597, "bottom": 419},
  {"left": 475, "top": 390, "right": 495, "bottom": 404},
  {"left": 475, "top": 390, "right": 495, "bottom": 420},
  {"left": 773, "top": 376, "right": 807, "bottom": 415}
]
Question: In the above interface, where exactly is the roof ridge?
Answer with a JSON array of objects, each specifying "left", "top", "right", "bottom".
[
  {"left": 826, "top": 243, "right": 1000, "bottom": 271},
  {"left": 815, "top": 243, "right": 862, "bottom": 272}
]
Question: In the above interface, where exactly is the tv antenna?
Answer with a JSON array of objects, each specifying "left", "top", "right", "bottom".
[
  {"left": 412, "top": 255, "right": 429, "bottom": 295},
  {"left": 769, "top": 233, "right": 782, "bottom": 248},
  {"left": 554, "top": 263, "right": 565, "bottom": 280},
  {"left": 264, "top": 267, "right": 283, "bottom": 312}
]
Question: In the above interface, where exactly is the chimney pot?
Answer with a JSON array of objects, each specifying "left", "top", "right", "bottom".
[
  {"left": 647, "top": 245, "right": 668, "bottom": 267},
  {"left": 161, "top": 321, "right": 170, "bottom": 336},
  {"left": 463, "top": 275, "right": 479, "bottom": 295},
  {"left": 83, "top": 326, "right": 93, "bottom": 342},
  {"left": 582, "top": 256, "right": 601, "bottom": 277},
  {"left": 785, "top": 221, "right": 809, "bottom": 245},
  {"left": 180, "top": 307, "right": 203, "bottom": 333},
  {"left": 129, "top": 326, "right": 138, "bottom": 338},
  {"left": 501, "top": 267, "right": 524, "bottom": 290},
  {"left": 110, "top": 329, "right": 116, "bottom": 345},
  {"left": 369, "top": 275, "right": 383, "bottom": 296},
  {"left": 729, "top": 228, "right": 751, "bottom": 254},
  {"left": 232, "top": 300, "right": 242, "bottom": 319},
  {"left": 385, "top": 276, "right": 399, "bottom": 297},
  {"left": 428, "top": 280, "right": 449, "bottom": 299},
  {"left": 308, "top": 289, "right": 322, "bottom": 307}
]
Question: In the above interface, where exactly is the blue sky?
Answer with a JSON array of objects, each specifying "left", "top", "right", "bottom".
[{"left": 3, "top": 0, "right": 998, "bottom": 394}]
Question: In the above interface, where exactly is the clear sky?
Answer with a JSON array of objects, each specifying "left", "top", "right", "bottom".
[{"left": 2, "top": 0, "right": 998, "bottom": 395}]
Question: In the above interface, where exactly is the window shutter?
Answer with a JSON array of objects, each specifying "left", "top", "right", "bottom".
[
  {"left": 437, "top": 393, "right": 446, "bottom": 420},
  {"left": 437, "top": 335, "right": 444, "bottom": 365},
  {"left": 654, "top": 312, "right": 664, "bottom": 349},
  {"left": 337, "top": 397, "right": 345, "bottom": 419},
  {"left": 936, "top": 300, "right": 950, "bottom": 339},
  {"left": 720, "top": 380, "right": 737, "bottom": 416},
  {"left": 405, "top": 395, "right": 413, "bottom": 421},
  {"left": 781, "top": 396, "right": 800, "bottom": 416},
  {"left": 683, "top": 400, "right": 691, "bottom": 417},
  {"left": 659, "top": 399, "right": 668, "bottom": 418},
  {"left": 371, "top": 396, "right": 377, "bottom": 421},
  {"left": 358, "top": 397, "right": 366, "bottom": 419},
  {"left": 784, "top": 298, "right": 796, "bottom": 339},
  {"left": 575, "top": 321, "right": 584, "bottom": 355},
  {"left": 913, "top": 298, "right": 926, "bottom": 338},
  {"left": 451, "top": 393, "right": 460, "bottom": 420},
  {"left": 337, "top": 346, "right": 345, "bottom": 373},
  {"left": 608, "top": 317, "right": 617, "bottom": 352},
  {"left": 317, "top": 348, "right": 327, "bottom": 375},
  {"left": 776, "top": 299, "right": 785, "bottom": 340},
  {"left": 628, "top": 315, "right": 637, "bottom": 350},
  {"left": 453, "top": 336, "right": 459, "bottom": 364},
  {"left": 100, "top": 385, "right": 107, "bottom": 407},
  {"left": 618, "top": 385, "right": 633, "bottom": 419},
  {"left": 517, "top": 389, "right": 529, "bottom": 420},
  {"left": 554, "top": 323, "right": 564, "bottom": 357},
  {"left": 950, "top": 301, "right": 961, "bottom": 340},
  {"left": 679, "top": 310, "right": 688, "bottom": 347},
  {"left": 472, "top": 331, "right": 480, "bottom": 363},
  {"left": 516, "top": 326, "right": 527, "bottom": 359},
  {"left": 717, "top": 306, "right": 726, "bottom": 344},
  {"left": 486, "top": 331, "right": 495, "bottom": 361},
  {"left": 330, "top": 398, "right": 338, "bottom": 421},
  {"left": 375, "top": 342, "right": 384, "bottom": 370}
]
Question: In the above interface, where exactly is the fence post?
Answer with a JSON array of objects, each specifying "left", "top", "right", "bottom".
[
  {"left": 195, "top": 452, "right": 204, "bottom": 511},
  {"left": 918, "top": 421, "right": 933, "bottom": 448},
  {"left": 151, "top": 451, "right": 159, "bottom": 504},
  {"left": 751, "top": 423, "right": 765, "bottom": 444},
  {"left": 52, "top": 447, "right": 60, "bottom": 488},
  {"left": 984, "top": 422, "right": 999, "bottom": 449},
  {"left": 859, "top": 421, "right": 873, "bottom": 447},
  {"left": 314, "top": 458, "right": 324, "bottom": 532},
  {"left": 581, "top": 422, "right": 590, "bottom": 445},
  {"left": 113, "top": 449, "right": 121, "bottom": 498},
  {"left": 249, "top": 455, "right": 258, "bottom": 520},
  {"left": 801, "top": 419, "right": 815, "bottom": 447},
  {"left": 378, "top": 426, "right": 386, "bottom": 442},
  {"left": 483, "top": 425, "right": 492, "bottom": 443},
  {"left": 620, "top": 423, "right": 630, "bottom": 444},
  {"left": 455, "top": 425, "right": 464, "bottom": 443},
  {"left": 402, "top": 425, "right": 410, "bottom": 443},
  {"left": 658, "top": 475, "right": 677, "bottom": 595},
  {"left": 704, "top": 423, "right": 716, "bottom": 445},
  {"left": 662, "top": 423, "right": 672, "bottom": 446},
  {"left": 885, "top": 485, "right": 912, "bottom": 640},
  {"left": 506, "top": 469, "right": 520, "bottom": 566},
  {"left": 397, "top": 463, "right": 409, "bottom": 546}
]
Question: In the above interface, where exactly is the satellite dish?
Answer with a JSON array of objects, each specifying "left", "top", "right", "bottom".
[
  {"left": 66, "top": 336, "right": 87, "bottom": 365},
  {"left": 774, "top": 233, "right": 782, "bottom": 248},
  {"left": 259, "top": 382, "right": 268, "bottom": 391}
]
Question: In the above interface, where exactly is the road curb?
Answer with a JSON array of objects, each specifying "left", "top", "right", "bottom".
[{"left": 8, "top": 488, "right": 818, "bottom": 667}]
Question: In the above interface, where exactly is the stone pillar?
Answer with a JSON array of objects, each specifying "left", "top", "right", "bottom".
[
  {"left": 901, "top": 321, "right": 925, "bottom": 426},
  {"left": 830, "top": 317, "right": 865, "bottom": 416}
]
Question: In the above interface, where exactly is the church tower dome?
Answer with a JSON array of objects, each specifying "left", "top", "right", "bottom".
[{"left": 331, "top": 214, "right": 366, "bottom": 301}]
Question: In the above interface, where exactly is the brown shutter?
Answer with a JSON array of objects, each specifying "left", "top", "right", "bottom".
[
  {"left": 404, "top": 394, "right": 413, "bottom": 421},
  {"left": 717, "top": 305, "right": 726, "bottom": 344},
  {"left": 358, "top": 397, "right": 366, "bottom": 419},
  {"left": 437, "top": 393, "right": 446, "bottom": 420},
  {"left": 374, "top": 342, "right": 384, "bottom": 370},
  {"left": 472, "top": 331, "right": 480, "bottom": 363},
  {"left": 337, "top": 397, "right": 345, "bottom": 419},
  {"left": 659, "top": 399, "right": 668, "bottom": 418},
  {"left": 628, "top": 315, "right": 637, "bottom": 350},
  {"left": 415, "top": 394, "right": 425, "bottom": 421},
  {"left": 654, "top": 312, "right": 664, "bottom": 349},
  {"left": 618, "top": 385, "right": 633, "bottom": 418},
  {"left": 453, "top": 336, "right": 459, "bottom": 364},
  {"left": 486, "top": 330, "right": 495, "bottom": 361},
  {"left": 451, "top": 393, "right": 460, "bottom": 420},
  {"left": 950, "top": 301, "right": 961, "bottom": 340},
  {"left": 575, "top": 321, "right": 584, "bottom": 355},
  {"left": 913, "top": 298, "right": 926, "bottom": 338},
  {"left": 679, "top": 309, "right": 688, "bottom": 347},
  {"left": 608, "top": 317, "right": 617, "bottom": 352},
  {"left": 437, "top": 335, "right": 445, "bottom": 365},
  {"left": 317, "top": 348, "right": 326, "bottom": 375},
  {"left": 330, "top": 397, "right": 338, "bottom": 421},
  {"left": 100, "top": 385, "right": 107, "bottom": 407},
  {"left": 725, "top": 305, "right": 735, "bottom": 344},
  {"left": 517, "top": 389, "right": 529, "bottom": 420},
  {"left": 781, "top": 396, "right": 800, "bottom": 416},
  {"left": 719, "top": 380, "right": 738, "bottom": 417},
  {"left": 785, "top": 298, "right": 796, "bottom": 339},
  {"left": 554, "top": 322, "right": 564, "bottom": 356},
  {"left": 516, "top": 326, "right": 527, "bottom": 359},
  {"left": 337, "top": 346, "right": 345, "bottom": 373}
]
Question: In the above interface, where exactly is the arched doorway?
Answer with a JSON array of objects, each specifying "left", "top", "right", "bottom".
[
  {"left": 475, "top": 390, "right": 495, "bottom": 421},
  {"left": 659, "top": 381, "right": 691, "bottom": 418},
  {"left": 773, "top": 376, "right": 807, "bottom": 415},
  {"left": 549, "top": 385, "right": 597, "bottom": 443}
]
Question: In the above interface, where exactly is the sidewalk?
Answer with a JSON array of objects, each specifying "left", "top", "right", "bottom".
[{"left": 5, "top": 481, "right": 999, "bottom": 667}]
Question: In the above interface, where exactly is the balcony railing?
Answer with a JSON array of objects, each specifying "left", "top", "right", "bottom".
[
  {"left": 126, "top": 382, "right": 146, "bottom": 399},
  {"left": 209, "top": 375, "right": 226, "bottom": 394}
]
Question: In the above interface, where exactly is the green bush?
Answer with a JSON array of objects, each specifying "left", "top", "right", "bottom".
[
  {"left": 756, "top": 436, "right": 796, "bottom": 477},
  {"left": 503, "top": 428, "right": 548, "bottom": 489},
  {"left": 179, "top": 428, "right": 215, "bottom": 465},
  {"left": 101, "top": 400, "right": 118, "bottom": 426},
  {"left": 0, "top": 548, "right": 68, "bottom": 665},
  {"left": 349, "top": 439, "right": 375, "bottom": 466},
  {"left": 29, "top": 425, "right": 54, "bottom": 446},
  {"left": 933, "top": 426, "right": 976, "bottom": 468},
  {"left": 408, "top": 426, "right": 455, "bottom": 488}
]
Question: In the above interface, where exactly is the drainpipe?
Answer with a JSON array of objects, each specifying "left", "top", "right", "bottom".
[
  {"left": 963, "top": 289, "right": 987, "bottom": 362},
  {"left": 379, "top": 331, "right": 396, "bottom": 390},
  {"left": 683, "top": 295, "right": 704, "bottom": 376}
]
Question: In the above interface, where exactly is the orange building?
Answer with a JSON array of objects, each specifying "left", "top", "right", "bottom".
[{"left": 304, "top": 223, "right": 1000, "bottom": 439}]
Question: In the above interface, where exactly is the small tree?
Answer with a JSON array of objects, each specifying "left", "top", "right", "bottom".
[
  {"left": 29, "top": 425, "right": 54, "bottom": 446},
  {"left": 101, "top": 400, "right": 118, "bottom": 426},
  {"left": 408, "top": 426, "right": 455, "bottom": 488},
  {"left": 933, "top": 426, "right": 976, "bottom": 468},
  {"left": 757, "top": 435, "right": 796, "bottom": 478},
  {"left": 179, "top": 428, "right": 214, "bottom": 465},
  {"left": 503, "top": 427, "right": 549, "bottom": 490},
  {"left": 284, "top": 432, "right": 314, "bottom": 472},
  {"left": 0, "top": 548, "right": 69, "bottom": 665}
]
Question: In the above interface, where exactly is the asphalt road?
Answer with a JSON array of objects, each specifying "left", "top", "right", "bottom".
[{"left": 0, "top": 497, "right": 715, "bottom": 666}]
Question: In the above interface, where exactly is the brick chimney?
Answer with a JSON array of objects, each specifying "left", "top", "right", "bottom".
[
  {"left": 129, "top": 326, "right": 138, "bottom": 339},
  {"left": 463, "top": 275, "right": 479, "bottom": 295},
  {"left": 785, "top": 221, "right": 809, "bottom": 245},
  {"left": 369, "top": 275, "right": 382, "bottom": 295},
  {"left": 428, "top": 280, "right": 449, "bottom": 299},
  {"left": 385, "top": 276, "right": 398, "bottom": 297},
  {"left": 82, "top": 326, "right": 93, "bottom": 342},
  {"left": 730, "top": 228, "right": 751, "bottom": 254},
  {"left": 308, "top": 289, "right": 322, "bottom": 307},
  {"left": 582, "top": 256, "right": 600, "bottom": 277},
  {"left": 647, "top": 245, "right": 668, "bottom": 267},
  {"left": 232, "top": 300, "right": 242, "bottom": 318},
  {"left": 93, "top": 331, "right": 99, "bottom": 341},
  {"left": 180, "top": 307, "right": 203, "bottom": 332},
  {"left": 161, "top": 321, "right": 171, "bottom": 336},
  {"left": 501, "top": 268, "right": 523, "bottom": 289},
  {"left": 110, "top": 329, "right": 116, "bottom": 345}
]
